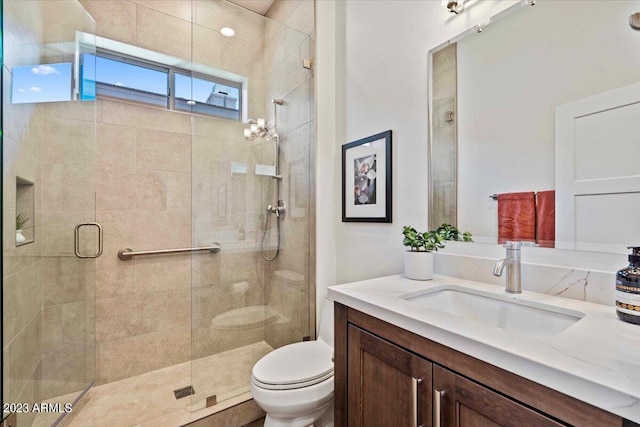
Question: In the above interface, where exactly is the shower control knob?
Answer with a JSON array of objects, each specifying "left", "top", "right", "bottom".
[{"left": 266, "top": 201, "right": 287, "bottom": 218}]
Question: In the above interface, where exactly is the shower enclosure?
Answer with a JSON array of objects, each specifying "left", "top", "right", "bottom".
[{"left": 2, "top": 1, "right": 315, "bottom": 426}]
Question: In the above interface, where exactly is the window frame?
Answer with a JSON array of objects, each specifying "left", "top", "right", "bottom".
[{"left": 89, "top": 48, "right": 243, "bottom": 121}]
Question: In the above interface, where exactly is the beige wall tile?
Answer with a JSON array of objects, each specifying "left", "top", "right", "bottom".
[
  {"left": 43, "top": 116, "right": 94, "bottom": 168},
  {"left": 22, "top": 262, "right": 43, "bottom": 331},
  {"left": 3, "top": 101, "right": 43, "bottom": 160},
  {"left": 193, "top": 24, "right": 222, "bottom": 69},
  {"left": 195, "top": 0, "right": 265, "bottom": 46},
  {"left": 41, "top": 211, "right": 87, "bottom": 255},
  {"left": 41, "top": 341, "right": 90, "bottom": 398},
  {"left": 96, "top": 254, "right": 136, "bottom": 299},
  {"left": 42, "top": 0, "right": 93, "bottom": 32},
  {"left": 265, "top": 0, "right": 302, "bottom": 24},
  {"left": 134, "top": 210, "right": 191, "bottom": 250},
  {"left": 7, "top": 314, "right": 42, "bottom": 405},
  {"left": 137, "top": 5, "right": 192, "bottom": 60},
  {"left": 134, "top": 254, "right": 191, "bottom": 293},
  {"left": 42, "top": 306, "right": 63, "bottom": 352},
  {"left": 42, "top": 257, "right": 94, "bottom": 306},
  {"left": 221, "top": 36, "right": 264, "bottom": 80},
  {"left": 101, "top": 100, "right": 191, "bottom": 135},
  {"left": 193, "top": 115, "right": 245, "bottom": 140},
  {"left": 96, "top": 296, "right": 138, "bottom": 342},
  {"left": 62, "top": 165, "right": 95, "bottom": 212},
  {"left": 97, "top": 326, "right": 190, "bottom": 384},
  {"left": 130, "top": 0, "right": 193, "bottom": 22},
  {"left": 62, "top": 301, "right": 88, "bottom": 346},
  {"left": 96, "top": 167, "right": 137, "bottom": 211},
  {"left": 3, "top": 273, "right": 23, "bottom": 348},
  {"left": 286, "top": 0, "right": 314, "bottom": 36},
  {"left": 133, "top": 170, "right": 168, "bottom": 211},
  {"left": 248, "top": 78, "right": 267, "bottom": 120},
  {"left": 279, "top": 78, "right": 311, "bottom": 134},
  {"left": 167, "top": 172, "right": 191, "bottom": 211},
  {"left": 166, "top": 288, "right": 191, "bottom": 329},
  {"left": 43, "top": 100, "right": 97, "bottom": 123},
  {"left": 97, "top": 123, "right": 137, "bottom": 170},
  {"left": 42, "top": 164, "right": 63, "bottom": 212},
  {"left": 95, "top": 212, "right": 138, "bottom": 298},
  {"left": 79, "top": 0, "right": 137, "bottom": 45},
  {"left": 136, "top": 129, "right": 191, "bottom": 172}
]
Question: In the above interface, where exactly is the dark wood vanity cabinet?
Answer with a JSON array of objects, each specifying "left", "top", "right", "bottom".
[
  {"left": 347, "top": 325, "right": 432, "bottom": 426},
  {"left": 335, "top": 303, "right": 627, "bottom": 427}
]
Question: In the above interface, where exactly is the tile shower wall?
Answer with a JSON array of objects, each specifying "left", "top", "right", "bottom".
[
  {"left": 263, "top": 0, "right": 315, "bottom": 347},
  {"left": 3, "top": 1, "right": 97, "bottom": 426}
]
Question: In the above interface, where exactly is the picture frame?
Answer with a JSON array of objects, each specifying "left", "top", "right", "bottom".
[{"left": 342, "top": 130, "right": 392, "bottom": 223}]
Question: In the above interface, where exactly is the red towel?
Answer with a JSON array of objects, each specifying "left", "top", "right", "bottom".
[
  {"left": 536, "top": 190, "right": 555, "bottom": 248},
  {"left": 497, "top": 192, "right": 536, "bottom": 244}
]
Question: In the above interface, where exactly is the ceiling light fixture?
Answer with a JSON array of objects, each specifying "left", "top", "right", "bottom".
[
  {"left": 221, "top": 27, "right": 235, "bottom": 37},
  {"left": 442, "top": 0, "right": 465, "bottom": 15}
]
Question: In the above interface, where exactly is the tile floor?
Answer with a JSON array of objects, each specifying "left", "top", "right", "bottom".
[{"left": 33, "top": 341, "right": 272, "bottom": 427}]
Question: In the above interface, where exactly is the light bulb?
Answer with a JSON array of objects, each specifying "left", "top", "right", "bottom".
[
  {"left": 250, "top": 124, "right": 258, "bottom": 135},
  {"left": 244, "top": 128, "right": 251, "bottom": 138},
  {"left": 257, "top": 118, "right": 266, "bottom": 130}
]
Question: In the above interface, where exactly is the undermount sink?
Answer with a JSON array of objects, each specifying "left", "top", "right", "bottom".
[{"left": 403, "top": 285, "right": 585, "bottom": 337}]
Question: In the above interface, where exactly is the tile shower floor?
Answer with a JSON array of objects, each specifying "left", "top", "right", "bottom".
[{"left": 33, "top": 341, "right": 273, "bottom": 427}]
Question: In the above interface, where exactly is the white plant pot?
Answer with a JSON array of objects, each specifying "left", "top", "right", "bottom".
[
  {"left": 16, "top": 230, "right": 26, "bottom": 244},
  {"left": 404, "top": 250, "right": 434, "bottom": 281}
]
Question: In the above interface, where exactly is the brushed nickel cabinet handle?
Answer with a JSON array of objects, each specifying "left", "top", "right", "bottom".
[
  {"left": 412, "top": 377, "right": 424, "bottom": 427},
  {"left": 434, "top": 389, "right": 446, "bottom": 427}
]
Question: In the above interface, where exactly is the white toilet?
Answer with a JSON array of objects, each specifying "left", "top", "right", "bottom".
[{"left": 251, "top": 296, "right": 334, "bottom": 427}]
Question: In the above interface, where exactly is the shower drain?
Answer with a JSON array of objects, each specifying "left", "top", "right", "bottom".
[{"left": 173, "top": 386, "right": 195, "bottom": 400}]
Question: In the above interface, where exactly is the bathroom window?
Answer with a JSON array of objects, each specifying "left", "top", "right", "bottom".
[{"left": 81, "top": 49, "right": 242, "bottom": 120}]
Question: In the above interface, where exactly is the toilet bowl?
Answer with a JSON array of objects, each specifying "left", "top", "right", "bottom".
[{"left": 251, "top": 296, "right": 334, "bottom": 427}]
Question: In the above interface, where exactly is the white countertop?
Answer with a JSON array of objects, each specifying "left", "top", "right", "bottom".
[{"left": 328, "top": 274, "right": 640, "bottom": 423}]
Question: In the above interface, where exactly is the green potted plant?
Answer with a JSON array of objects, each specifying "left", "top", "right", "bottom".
[
  {"left": 402, "top": 224, "right": 472, "bottom": 280},
  {"left": 16, "top": 212, "right": 30, "bottom": 244}
]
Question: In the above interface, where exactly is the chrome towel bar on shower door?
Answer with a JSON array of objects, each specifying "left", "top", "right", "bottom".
[{"left": 118, "top": 243, "right": 221, "bottom": 261}]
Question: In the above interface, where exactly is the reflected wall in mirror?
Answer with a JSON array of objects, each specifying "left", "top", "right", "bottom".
[{"left": 429, "top": 0, "right": 640, "bottom": 254}]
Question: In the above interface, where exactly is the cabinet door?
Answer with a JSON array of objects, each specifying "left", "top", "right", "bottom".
[
  {"left": 433, "top": 365, "right": 564, "bottom": 427},
  {"left": 347, "top": 325, "right": 432, "bottom": 426}
]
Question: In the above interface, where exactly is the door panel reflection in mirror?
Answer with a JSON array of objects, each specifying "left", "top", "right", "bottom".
[
  {"left": 16, "top": 176, "right": 34, "bottom": 246},
  {"left": 556, "top": 83, "right": 640, "bottom": 254},
  {"left": 429, "top": 0, "right": 640, "bottom": 253}
]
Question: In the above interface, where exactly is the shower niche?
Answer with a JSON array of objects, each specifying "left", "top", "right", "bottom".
[{"left": 15, "top": 176, "right": 34, "bottom": 246}]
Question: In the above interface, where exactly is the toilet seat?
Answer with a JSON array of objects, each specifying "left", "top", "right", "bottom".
[{"left": 252, "top": 341, "right": 334, "bottom": 390}]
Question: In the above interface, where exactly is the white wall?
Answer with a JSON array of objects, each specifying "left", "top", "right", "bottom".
[
  {"left": 315, "top": 0, "right": 519, "bottom": 312},
  {"left": 456, "top": 1, "right": 640, "bottom": 240}
]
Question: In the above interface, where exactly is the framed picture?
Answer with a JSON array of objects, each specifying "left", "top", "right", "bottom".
[{"left": 342, "top": 130, "right": 392, "bottom": 223}]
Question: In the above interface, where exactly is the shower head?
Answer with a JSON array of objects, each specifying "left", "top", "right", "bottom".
[
  {"left": 244, "top": 117, "right": 276, "bottom": 141},
  {"left": 272, "top": 99, "right": 284, "bottom": 105}
]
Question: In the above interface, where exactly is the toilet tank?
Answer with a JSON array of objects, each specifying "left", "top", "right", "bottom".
[{"left": 317, "top": 296, "right": 334, "bottom": 348}]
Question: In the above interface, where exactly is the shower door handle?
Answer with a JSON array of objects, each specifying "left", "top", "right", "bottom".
[{"left": 74, "top": 222, "right": 103, "bottom": 259}]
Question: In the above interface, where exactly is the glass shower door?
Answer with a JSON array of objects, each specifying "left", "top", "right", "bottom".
[
  {"left": 189, "top": 5, "right": 314, "bottom": 413},
  {"left": 2, "top": 2, "right": 98, "bottom": 426}
]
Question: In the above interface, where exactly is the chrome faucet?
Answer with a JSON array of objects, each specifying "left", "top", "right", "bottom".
[{"left": 493, "top": 241, "right": 523, "bottom": 293}]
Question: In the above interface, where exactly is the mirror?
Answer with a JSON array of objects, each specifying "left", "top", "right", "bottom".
[{"left": 429, "top": 0, "right": 640, "bottom": 254}]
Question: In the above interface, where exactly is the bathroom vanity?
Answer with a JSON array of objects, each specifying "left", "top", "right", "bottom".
[{"left": 329, "top": 275, "right": 640, "bottom": 426}]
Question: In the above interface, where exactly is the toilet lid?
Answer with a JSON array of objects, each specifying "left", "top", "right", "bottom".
[{"left": 252, "top": 341, "right": 334, "bottom": 389}]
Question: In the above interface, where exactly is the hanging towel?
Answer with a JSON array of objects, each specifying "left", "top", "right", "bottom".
[
  {"left": 536, "top": 190, "right": 555, "bottom": 248},
  {"left": 497, "top": 192, "right": 536, "bottom": 244}
]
